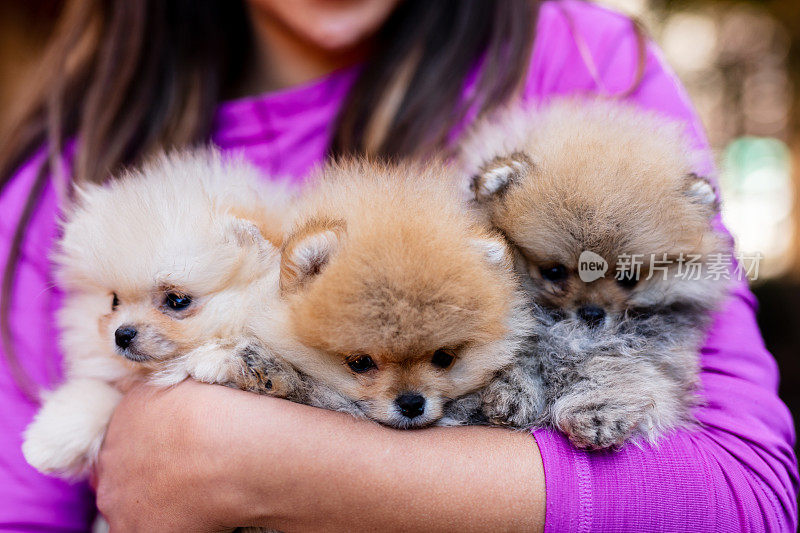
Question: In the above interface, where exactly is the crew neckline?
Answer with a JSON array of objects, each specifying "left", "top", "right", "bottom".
[{"left": 214, "top": 64, "right": 361, "bottom": 125}]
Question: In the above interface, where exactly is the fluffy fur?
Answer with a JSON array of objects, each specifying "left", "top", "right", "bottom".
[
  {"left": 457, "top": 99, "right": 733, "bottom": 448},
  {"left": 245, "top": 158, "right": 536, "bottom": 429},
  {"left": 22, "top": 149, "right": 301, "bottom": 478}
]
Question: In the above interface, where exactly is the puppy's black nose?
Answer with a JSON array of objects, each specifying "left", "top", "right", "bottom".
[
  {"left": 395, "top": 393, "right": 426, "bottom": 419},
  {"left": 115, "top": 326, "right": 137, "bottom": 349},
  {"left": 577, "top": 305, "right": 606, "bottom": 327}
]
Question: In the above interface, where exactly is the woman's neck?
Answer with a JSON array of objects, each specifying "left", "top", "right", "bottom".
[{"left": 237, "top": 6, "right": 370, "bottom": 97}]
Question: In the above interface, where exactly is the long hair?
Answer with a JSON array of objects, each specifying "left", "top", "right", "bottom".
[{"left": 0, "top": 0, "right": 539, "bottom": 401}]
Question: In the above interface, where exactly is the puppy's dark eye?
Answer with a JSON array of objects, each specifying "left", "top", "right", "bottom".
[
  {"left": 616, "top": 274, "right": 639, "bottom": 289},
  {"left": 539, "top": 264, "right": 568, "bottom": 282},
  {"left": 347, "top": 355, "right": 377, "bottom": 373},
  {"left": 431, "top": 348, "right": 455, "bottom": 369},
  {"left": 111, "top": 293, "right": 120, "bottom": 311},
  {"left": 165, "top": 292, "right": 192, "bottom": 310}
]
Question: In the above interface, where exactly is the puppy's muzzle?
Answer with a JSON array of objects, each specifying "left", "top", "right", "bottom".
[
  {"left": 114, "top": 325, "right": 151, "bottom": 363},
  {"left": 395, "top": 392, "right": 426, "bottom": 419},
  {"left": 577, "top": 305, "right": 606, "bottom": 327},
  {"left": 115, "top": 326, "right": 137, "bottom": 349}
]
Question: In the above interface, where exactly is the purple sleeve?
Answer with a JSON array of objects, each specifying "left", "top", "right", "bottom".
[
  {"left": 0, "top": 148, "right": 96, "bottom": 531},
  {"left": 526, "top": 2, "right": 798, "bottom": 531}
]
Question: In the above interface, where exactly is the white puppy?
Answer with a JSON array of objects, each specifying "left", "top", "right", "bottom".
[{"left": 22, "top": 149, "right": 299, "bottom": 478}]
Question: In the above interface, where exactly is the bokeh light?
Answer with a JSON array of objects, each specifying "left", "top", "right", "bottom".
[{"left": 603, "top": 0, "right": 797, "bottom": 280}]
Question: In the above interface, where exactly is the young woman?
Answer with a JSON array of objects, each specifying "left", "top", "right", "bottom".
[{"left": 0, "top": 0, "right": 796, "bottom": 530}]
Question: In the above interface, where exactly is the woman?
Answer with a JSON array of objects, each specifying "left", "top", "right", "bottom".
[{"left": 0, "top": 0, "right": 796, "bottom": 531}]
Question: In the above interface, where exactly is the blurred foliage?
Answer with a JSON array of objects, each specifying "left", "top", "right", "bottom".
[{"left": 658, "top": 0, "right": 800, "bottom": 131}]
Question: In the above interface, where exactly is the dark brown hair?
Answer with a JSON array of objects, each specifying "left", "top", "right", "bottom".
[{"left": 0, "top": 0, "right": 539, "bottom": 401}]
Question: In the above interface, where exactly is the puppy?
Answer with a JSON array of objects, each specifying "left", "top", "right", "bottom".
[
  {"left": 247, "top": 158, "right": 536, "bottom": 429},
  {"left": 22, "top": 149, "right": 302, "bottom": 478},
  {"left": 458, "top": 99, "right": 732, "bottom": 448}
]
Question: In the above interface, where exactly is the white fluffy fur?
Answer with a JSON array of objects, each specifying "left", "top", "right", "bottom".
[
  {"left": 23, "top": 379, "right": 121, "bottom": 477},
  {"left": 23, "top": 149, "right": 294, "bottom": 478}
]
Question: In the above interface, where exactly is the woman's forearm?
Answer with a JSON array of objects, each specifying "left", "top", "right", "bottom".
[
  {"left": 95, "top": 381, "right": 545, "bottom": 532},
  {"left": 228, "top": 393, "right": 546, "bottom": 532}
]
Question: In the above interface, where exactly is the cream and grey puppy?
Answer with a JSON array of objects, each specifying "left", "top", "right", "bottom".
[
  {"left": 22, "top": 150, "right": 303, "bottom": 478},
  {"left": 456, "top": 100, "right": 732, "bottom": 448}
]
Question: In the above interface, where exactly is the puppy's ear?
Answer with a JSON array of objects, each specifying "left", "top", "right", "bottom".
[
  {"left": 683, "top": 173, "right": 720, "bottom": 216},
  {"left": 280, "top": 219, "right": 344, "bottom": 292},
  {"left": 471, "top": 152, "right": 532, "bottom": 202},
  {"left": 222, "top": 216, "right": 264, "bottom": 248},
  {"left": 470, "top": 236, "right": 512, "bottom": 268}
]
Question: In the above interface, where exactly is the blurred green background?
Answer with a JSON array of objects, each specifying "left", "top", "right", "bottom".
[{"left": 2, "top": 0, "right": 798, "bottom": 435}]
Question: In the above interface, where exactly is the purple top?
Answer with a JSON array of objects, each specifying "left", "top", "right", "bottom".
[{"left": 0, "top": 1, "right": 797, "bottom": 531}]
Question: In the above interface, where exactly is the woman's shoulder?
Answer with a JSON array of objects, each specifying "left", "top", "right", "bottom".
[
  {"left": 529, "top": 0, "right": 647, "bottom": 99},
  {"left": 0, "top": 145, "right": 70, "bottom": 269},
  {"left": 539, "top": 0, "right": 636, "bottom": 35},
  {"left": 0, "top": 146, "right": 66, "bottom": 390}
]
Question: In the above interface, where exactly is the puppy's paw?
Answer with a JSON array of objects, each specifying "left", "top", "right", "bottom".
[
  {"left": 556, "top": 403, "right": 639, "bottom": 450},
  {"left": 480, "top": 368, "right": 544, "bottom": 428},
  {"left": 22, "top": 420, "right": 91, "bottom": 478},
  {"left": 184, "top": 343, "right": 241, "bottom": 385},
  {"left": 23, "top": 380, "right": 121, "bottom": 478},
  {"left": 232, "top": 341, "right": 304, "bottom": 400},
  {"left": 150, "top": 343, "right": 229, "bottom": 387},
  {"left": 482, "top": 390, "right": 540, "bottom": 428}
]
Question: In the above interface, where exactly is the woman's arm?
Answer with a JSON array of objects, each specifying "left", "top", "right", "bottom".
[{"left": 94, "top": 380, "right": 546, "bottom": 532}]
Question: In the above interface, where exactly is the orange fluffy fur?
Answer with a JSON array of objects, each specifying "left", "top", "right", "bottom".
[{"left": 258, "top": 158, "right": 533, "bottom": 428}]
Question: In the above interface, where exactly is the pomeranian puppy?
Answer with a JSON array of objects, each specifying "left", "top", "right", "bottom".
[
  {"left": 22, "top": 149, "right": 303, "bottom": 478},
  {"left": 457, "top": 99, "right": 732, "bottom": 448},
  {"left": 242, "top": 158, "right": 536, "bottom": 429}
]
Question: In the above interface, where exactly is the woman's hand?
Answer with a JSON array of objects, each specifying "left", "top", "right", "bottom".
[
  {"left": 94, "top": 380, "right": 262, "bottom": 531},
  {"left": 95, "top": 380, "right": 546, "bottom": 532}
]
